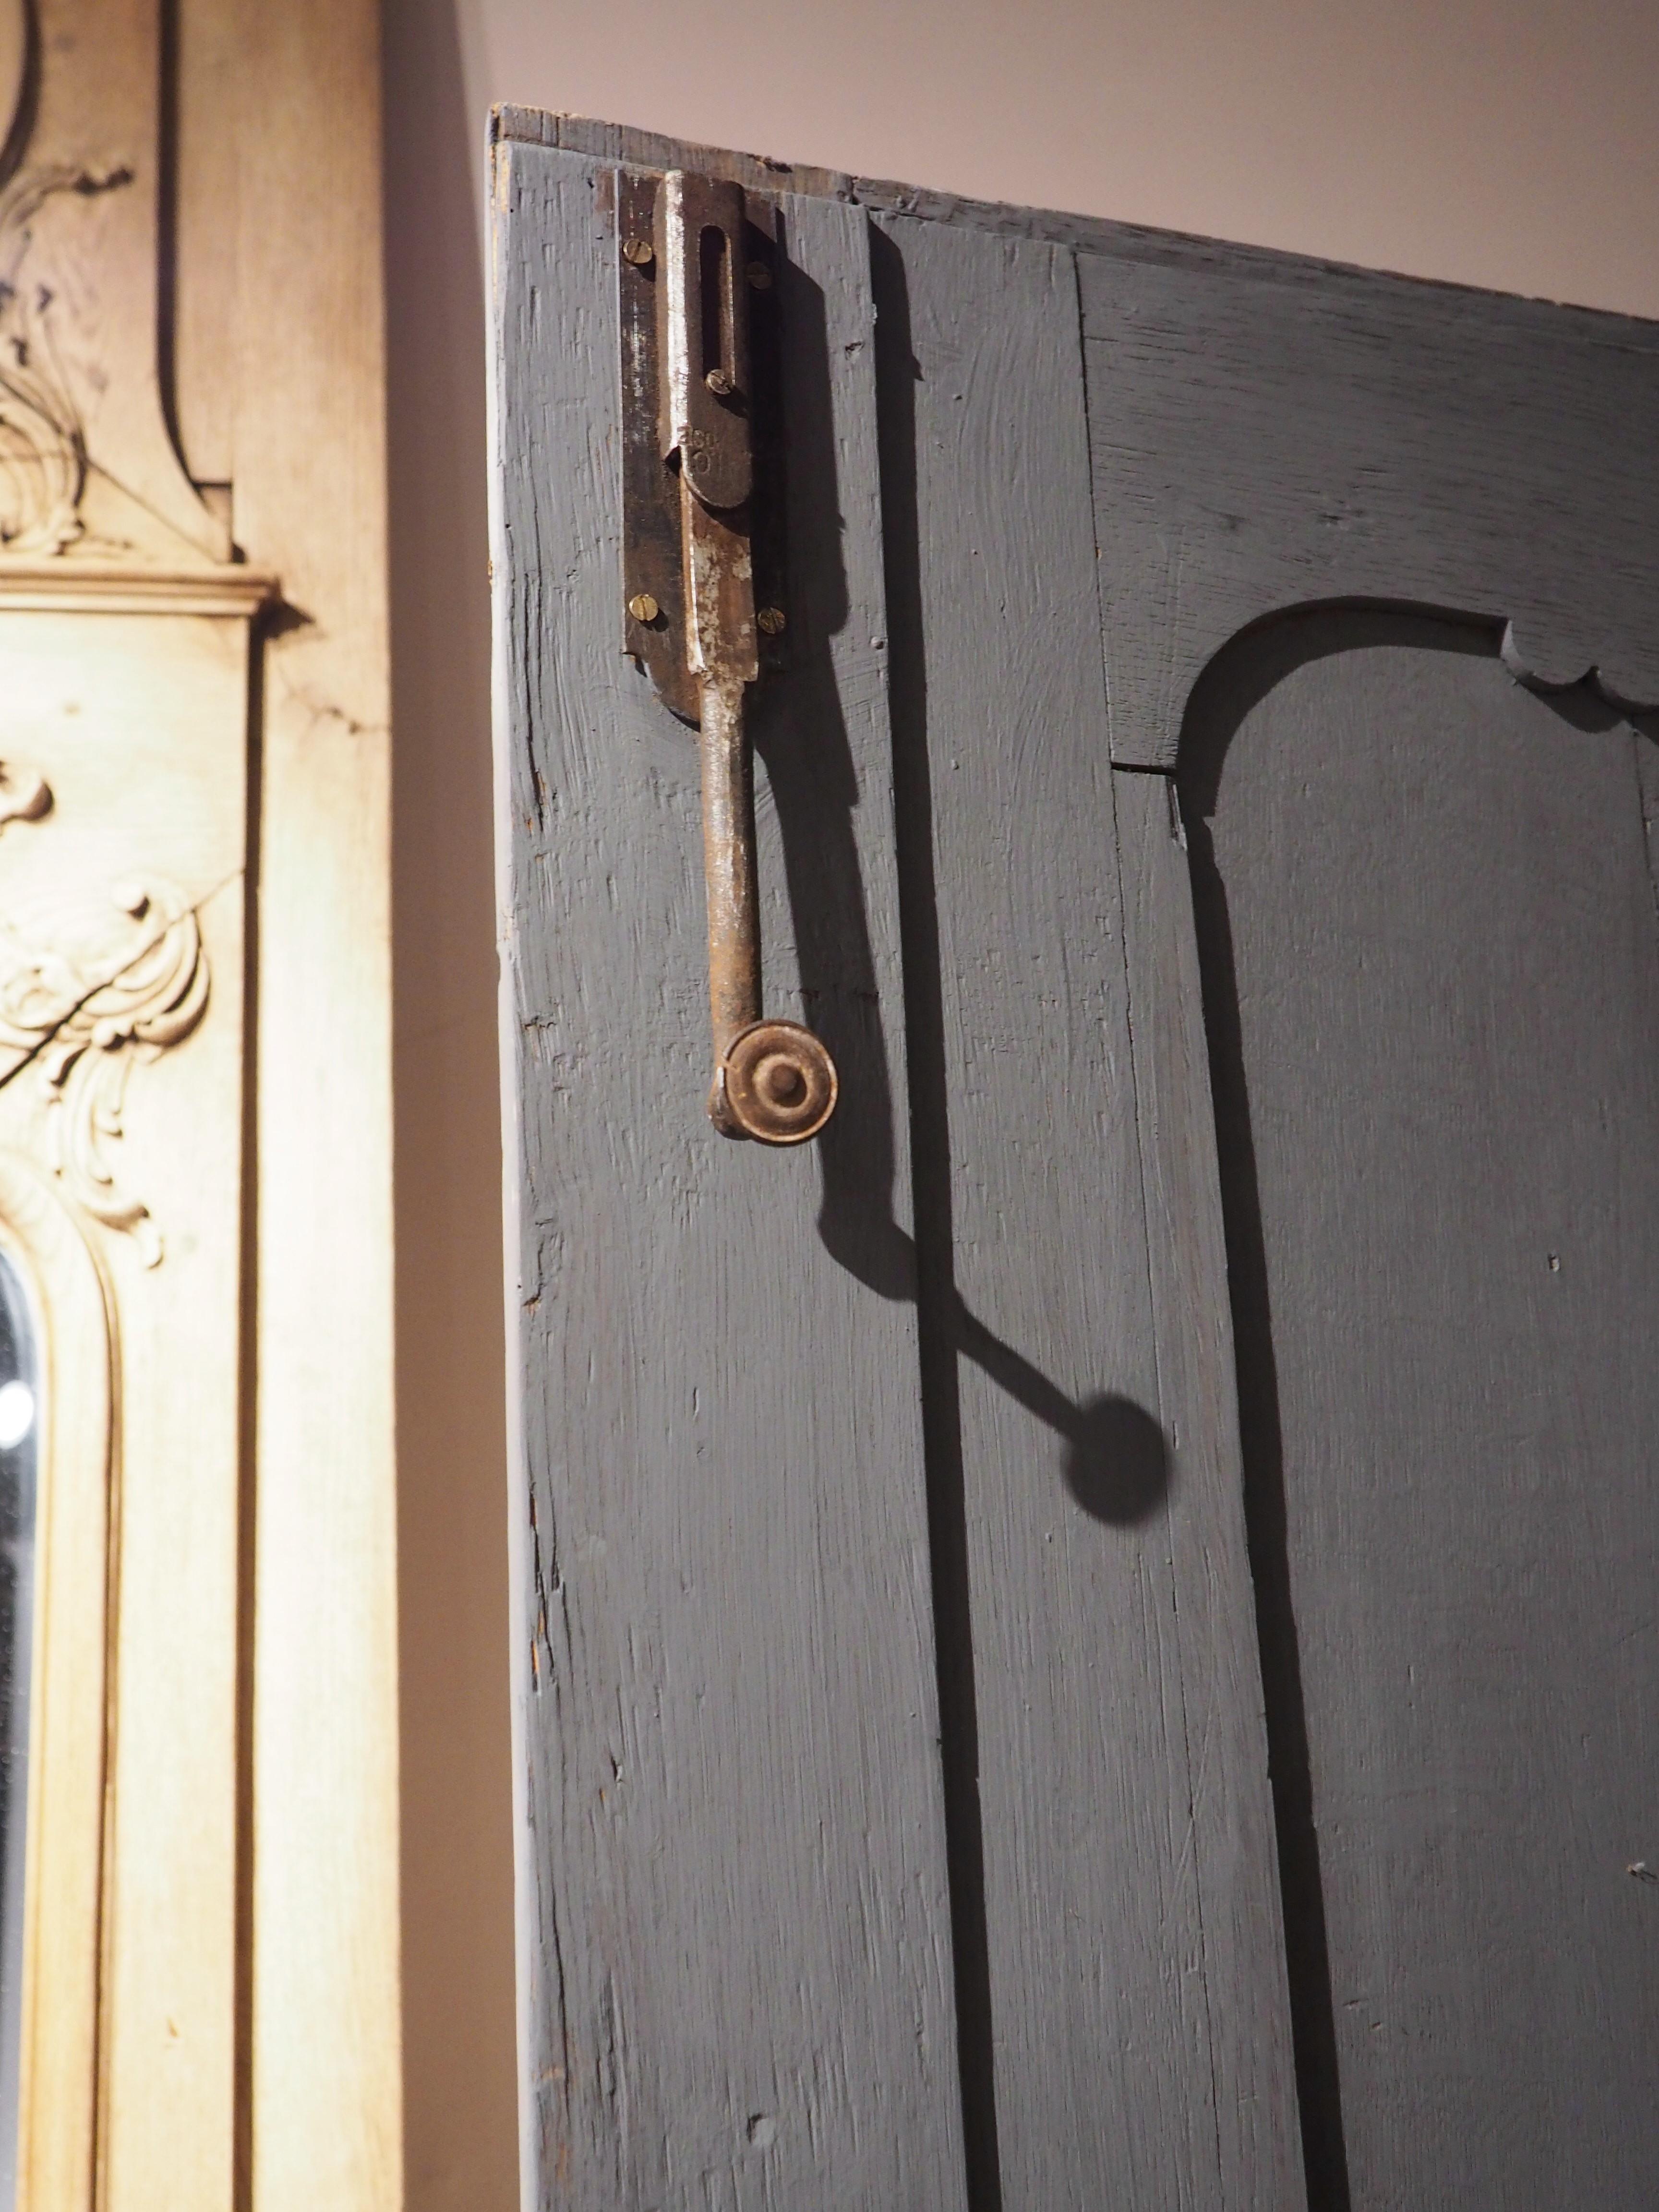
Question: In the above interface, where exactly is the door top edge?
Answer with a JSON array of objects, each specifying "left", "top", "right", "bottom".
[{"left": 490, "top": 104, "right": 1659, "bottom": 349}]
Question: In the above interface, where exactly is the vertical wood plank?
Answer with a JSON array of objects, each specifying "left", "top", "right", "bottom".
[
  {"left": 491, "top": 148, "right": 966, "bottom": 2209},
  {"left": 876, "top": 211, "right": 1228, "bottom": 2207},
  {"left": 232, "top": 6, "right": 403, "bottom": 2209},
  {"left": 1114, "top": 767, "right": 1307, "bottom": 2208},
  {"left": 24, "top": 614, "right": 250, "bottom": 2212}
]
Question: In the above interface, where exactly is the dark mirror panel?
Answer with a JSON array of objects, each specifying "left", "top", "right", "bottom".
[{"left": 0, "top": 1250, "right": 36, "bottom": 2212}]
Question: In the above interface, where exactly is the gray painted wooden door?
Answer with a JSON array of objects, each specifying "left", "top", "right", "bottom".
[{"left": 490, "top": 111, "right": 1659, "bottom": 2212}]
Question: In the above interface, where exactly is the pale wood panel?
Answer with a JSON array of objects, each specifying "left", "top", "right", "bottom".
[
  {"left": 874, "top": 207, "right": 1247, "bottom": 2205},
  {"left": 15, "top": 0, "right": 228, "bottom": 563},
  {"left": 173, "top": 0, "right": 243, "bottom": 494},
  {"left": 0, "top": 606, "right": 251, "bottom": 2212},
  {"left": 226, "top": 4, "right": 402, "bottom": 2209},
  {"left": 492, "top": 147, "right": 966, "bottom": 2207},
  {"left": 99, "top": 853, "right": 244, "bottom": 2212},
  {"left": 0, "top": 5, "right": 398, "bottom": 2207}
]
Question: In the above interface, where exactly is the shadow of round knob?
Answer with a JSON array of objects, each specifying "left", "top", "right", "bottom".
[{"left": 720, "top": 1020, "right": 838, "bottom": 1145}]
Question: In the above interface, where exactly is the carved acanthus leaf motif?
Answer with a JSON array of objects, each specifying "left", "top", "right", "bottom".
[
  {"left": 0, "top": 877, "right": 209, "bottom": 1266},
  {"left": 0, "top": 162, "right": 135, "bottom": 556}
]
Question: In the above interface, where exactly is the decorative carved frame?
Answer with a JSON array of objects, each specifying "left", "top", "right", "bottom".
[
  {"left": 0, "top": 8, "right": 268, "bottom": 2197},
  {"left": 0, "top": 6, "right": 398, "bottom": 2210}
]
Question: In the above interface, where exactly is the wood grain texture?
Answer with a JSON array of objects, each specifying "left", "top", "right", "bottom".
[
  {"left": 0, "top": 11, "right": 401, "bottom": 2208},
  {"left": 0, "top": 594, "right": 255, "bottom": 2212},
  {"left": 491, "top": 147, "right": 966, "bottom": 2208},
  {"left": 1113, "top": 768, "right": 1306, "bottom": 2209},
  {"left": 83, "top": 617, "right": 248, "bottom": 2212},
  {"left": 227, "top": 6, "right": 403, "bottom": 2210},
  {"left": 1079, "top": 252, "right": 1659, "bottom": 766},
  {"left": 1183, "top": 612, "right": 1659, "bottom": 2207},
  {"left": 876, "top": 208, "right": 1266, "bottom": 2207}
]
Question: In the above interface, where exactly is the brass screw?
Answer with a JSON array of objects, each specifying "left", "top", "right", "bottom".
[
  {"left": 622, "top": 237, "right": 653, "bottom": 266},
  {"left": 757, "top": 606, "right": 786, "bottom": 636},
  {"left": 745, "top": 260, "right": 773, "bottom": 290},
  {"left": 627, "top": 592, "right": 660, "bottom": 624},
  {"left": 705, "top": 367, "right": 733, "bottom": 397}
]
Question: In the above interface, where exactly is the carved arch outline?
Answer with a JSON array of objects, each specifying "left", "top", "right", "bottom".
[{"left": 1171, "top": 594, "right": 1653, "bottom": 786}]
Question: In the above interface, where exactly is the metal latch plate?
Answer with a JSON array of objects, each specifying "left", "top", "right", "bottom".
[{"left": 616, "top": 167, "right": 788, "bottom": 721}]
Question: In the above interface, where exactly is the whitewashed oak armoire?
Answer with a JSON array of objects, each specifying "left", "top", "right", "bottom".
[{"left": 0, "top": 7, "right": 400, "bottom": 2211}]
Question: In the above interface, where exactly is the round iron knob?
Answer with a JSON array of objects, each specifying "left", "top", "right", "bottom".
[{"left": 720, "top": 1019, "right": 837, "bottom": 1145}]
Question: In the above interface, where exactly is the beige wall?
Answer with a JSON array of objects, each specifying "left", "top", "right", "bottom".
[
  {"left": 383, "top": 4, "right": 1659, "bottom": 2206},
  {"left": 457, "top": 0, "right": 1659, "bottom": 314}
]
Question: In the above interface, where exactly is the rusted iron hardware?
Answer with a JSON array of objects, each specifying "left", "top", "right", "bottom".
[{"left": 619, "top": 168, "right": 837, "bottom": 1145}]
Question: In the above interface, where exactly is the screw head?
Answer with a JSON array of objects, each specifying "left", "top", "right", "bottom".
[
  {"left": 759, "top": 1056, "right": 806, "bottom": 1107},
  {"left": 627, "top": 592, "right": 660, "bottom": 624},
  {"left": 745, "top": 260, "right": 773, "bottom": 291},
  {"left": 621, "top": 236, "right": 654, "bottom": 266},
  {"left": 705, "top": 367, "right": 733, "bottom": 397},
  {"left": 756, "top": 606, "right": 786, "bottom": 637}
]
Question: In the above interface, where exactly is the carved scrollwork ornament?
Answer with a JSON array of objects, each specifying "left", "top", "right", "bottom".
[
  {"left": 0, "top": 767, "right": 211, "bottom": 1265},
  {"left": 36, "top": 882, "right": 209, "bottom": 1267},
  {"left": 0, "top": 158, "right": 140, "bottom": 557}
]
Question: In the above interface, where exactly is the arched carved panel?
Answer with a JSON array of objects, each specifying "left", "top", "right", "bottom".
[
  {"left": 1080, "top": 251, "right": 1659, "bottom": 765},
  {"left": 1175, "top": 608, "right": 1659, "bottom": 2205}
]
